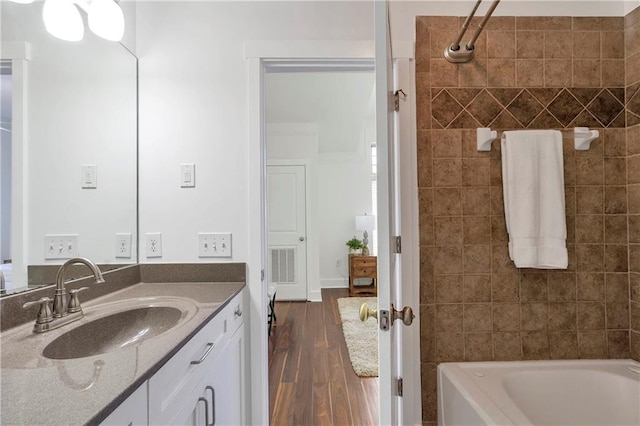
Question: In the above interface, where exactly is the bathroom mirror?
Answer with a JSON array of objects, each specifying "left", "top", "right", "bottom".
[{"left": 0, "top": 1, "right": 138, "bottom": 295}]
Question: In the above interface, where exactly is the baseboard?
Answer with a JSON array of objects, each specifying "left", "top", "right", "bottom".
[{"left": 320, "top": 278, "right": 348, "bottom": 288}]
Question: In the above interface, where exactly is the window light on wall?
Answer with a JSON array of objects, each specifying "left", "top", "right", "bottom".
[{"left": 11, "top": 0, "right": 125, "bottom": 42}]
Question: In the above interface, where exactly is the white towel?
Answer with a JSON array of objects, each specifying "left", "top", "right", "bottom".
[{"left": 501, "top": 130, "right": 568, "bottom": 269}]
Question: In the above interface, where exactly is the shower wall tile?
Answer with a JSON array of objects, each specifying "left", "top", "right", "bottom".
[{"left": 419, "top": 14, "right": 637, "bottom": 423}]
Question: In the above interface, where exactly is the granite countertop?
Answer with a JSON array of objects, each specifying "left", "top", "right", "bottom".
[{"left": 0, "top": 280, "right": 244, "bottom": 425}]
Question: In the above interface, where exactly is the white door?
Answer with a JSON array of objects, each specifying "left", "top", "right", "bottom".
[
  {"left": 267, "top": 164, "right": 307, "bottom": 300},
  {"left": 375, "top": 1, "right": 420, "bottom": 425}
]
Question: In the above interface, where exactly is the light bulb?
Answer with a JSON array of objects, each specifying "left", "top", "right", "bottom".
[
  {"left": 42, "top": 0, "right": 84, "bottom": 42},
  {"left": 88, "top": 0, "right": 125, "bottom": 42}
]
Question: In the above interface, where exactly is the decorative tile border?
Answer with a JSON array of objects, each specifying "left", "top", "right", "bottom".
[{"left": 432, "top": 87, "right": 626, "bottom": 129}]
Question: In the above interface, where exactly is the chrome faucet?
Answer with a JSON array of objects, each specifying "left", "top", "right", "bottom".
[{"left": 23, "top": 257, "right": 105, "bottom": 333}]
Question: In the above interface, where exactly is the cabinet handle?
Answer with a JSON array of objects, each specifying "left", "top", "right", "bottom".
[
  {"left": 191, "top": 342, "right": 215, "bottom": 365},
  {"left": 198, "top": 397, "right": 210, "bottom": 426},
  {"left": 206, "top": 386, "right": 216, "bottom": 425},
  {"left": 234, "top": 306, "right": 242, "bottom": 318}
]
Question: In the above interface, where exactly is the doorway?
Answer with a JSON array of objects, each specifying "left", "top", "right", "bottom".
[
  {"left": 266, "top": 164, "right": 308, "bottom": 300},
  {"left": 1, "top": 60, "right": 12, "bottom": 290},
  {"left": 264, "top": 68, "right": 376, "bottom": 302},
  {"left": 263, "top": 64, "right": 378, "bottom": 423}
]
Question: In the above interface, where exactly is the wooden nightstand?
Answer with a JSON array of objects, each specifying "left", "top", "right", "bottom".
[{"left": 349, "top": 255, "right": 377, "bottom": 296}]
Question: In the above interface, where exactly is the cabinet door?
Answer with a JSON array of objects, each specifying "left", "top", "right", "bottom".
[
  {"left": 171, "top": 382, "right": 209, "bottom": 426},
  {"left": 100, "top": 382, "right": 148, "bottom": 426},
  {"left": 208, "top": 323, "right": 244, "bottom": 425}
]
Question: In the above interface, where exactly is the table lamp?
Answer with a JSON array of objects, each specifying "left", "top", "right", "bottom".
[{"left": 355, "top": 214, "right": 376, "bottom": 256}]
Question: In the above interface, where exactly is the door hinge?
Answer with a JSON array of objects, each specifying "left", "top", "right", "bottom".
[
  {"left": 394, "top": 236, "right": 401, "bottom": 253},
  {"left": 261, "top": 269, "right": 265, "bottom": 281},
  {"left": 393, "top": 89, "right": 407, "bottom": 112},
  {"left": 397, "top": 377, "right": 404, "bottom": 397}
]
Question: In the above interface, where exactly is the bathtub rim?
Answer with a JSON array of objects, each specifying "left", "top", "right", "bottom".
[{"left": 437, "top": 358, "right": 640, "bottom": 426}]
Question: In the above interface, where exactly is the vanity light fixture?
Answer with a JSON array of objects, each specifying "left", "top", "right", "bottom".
[
  {"left": 42, "top": 0, "right": 85, "bottom": 42},
  {"left": 11, "top": 0, "right": 125, "bottom": 42},
  {"left": 87, "top": 0, "right": 125, "bottom": 41}
]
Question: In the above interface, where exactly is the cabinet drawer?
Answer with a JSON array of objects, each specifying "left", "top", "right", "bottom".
[
  {"left": 226, "top": 291, "right": 245, "bottom": 337},
  {"left": 351, "top": 257, "right": 377, "bottom": 268},
  {"left": 351, "top": 266, "right": 376, "bottom": 278},
  {"left": 148, "top": 312, "right": 227, "bottom": 425}
]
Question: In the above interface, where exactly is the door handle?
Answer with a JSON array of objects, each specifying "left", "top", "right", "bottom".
[
  {"left": 206, "top": 386, "right": 216, "bottom": 425},
  {"left": 299, "top": 236, "right": 305, "bottom": 241},
  {"left": 391, "top": 304, "right": 415, "bottom": 326},
  {"left": 359, "top": 303, "right": 378, "bottom": 322},
  {"left": 198, "top": 397, "right": 210, "bottom": 426}
]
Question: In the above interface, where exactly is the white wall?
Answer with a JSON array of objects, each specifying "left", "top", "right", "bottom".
[
  {"left": 136, "top": 1, "right": 374, "bottom": 263},
  {"left": 2, "top": 2, "right": 137, "bottom": 276}
]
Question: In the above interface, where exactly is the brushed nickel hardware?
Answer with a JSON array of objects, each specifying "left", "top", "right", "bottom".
[
  {"left": 359, "top": 302, "right": 378, "bottom": 322},
  {"left": 393, "top": 89, "right": 407, "bottom": 112},
  {"left": 23, "top": 258, "right": 104, "bottom": 333},
  {"left": 191, "top": 342, "right": 215, "bottom": 365},
  {"left": 53, "top": 257, "right": 105, "bottom": 318},
  {"left": 206, "top": 386, "right": 216, "bottom": 426},
  {"left": 234, "top": 306, "right": 243, "bottom": 318},
  {"left": 299, "top": 236, "right": 305, "bottom": 241},
  {"left": 391, "top": 304, "right": 415, "bottom": 326},
  {"left": 67, "top": 287, "right": 89, "bottom": 313},
  {"left": 22, "top": 297, "right": 53, "bottom": 327},
  {"left": 445, "top": 0, "right": 502, "bottom": 63},
  {"left": 394, "top": 236, "right": 402, "bottom": 253},
  {"left": 379, "top": 310, "right": 390, "bottom": 331},
  {"left": 198, "top": 397, "right": 210, "bottom": 426},
  {"left": 397, "top": 377, "right": 404, "bottom": 397}
]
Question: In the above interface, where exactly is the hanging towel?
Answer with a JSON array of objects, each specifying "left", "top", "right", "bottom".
[{"left": 501, "top": 130, "right": 567, "bottom": 269}]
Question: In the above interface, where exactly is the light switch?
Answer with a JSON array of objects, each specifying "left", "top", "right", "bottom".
[
  {"left": 82, "top": 164, "right": 97, "bottom": 188},
  {"left": 181, "top": 163, "right": 195, "bottom": 188}
]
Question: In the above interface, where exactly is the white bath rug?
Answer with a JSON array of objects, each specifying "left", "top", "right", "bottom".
[{"left": 337, "top": 296, "right": 378, "bottom": 377}]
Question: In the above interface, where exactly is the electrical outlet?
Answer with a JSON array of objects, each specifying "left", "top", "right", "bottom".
[
  {"left": 198, "top": 233, "right": 231, "bottom": 258},
  {"left": 44, "top": 234, "right": 78, "bottom": 259},
  {"left": 146, "top": 233, "right": 162, "bottom": 258},
  {"left": 116, "top": 233, "right": 132, "bottom": 258}
]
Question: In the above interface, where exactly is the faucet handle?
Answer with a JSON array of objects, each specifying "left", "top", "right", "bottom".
[
  {"left": 67, "top": 287, "right": 89, "bottom": 314},
  {"left": 22, "top": 297, "right": 53, "bottom": 324}
]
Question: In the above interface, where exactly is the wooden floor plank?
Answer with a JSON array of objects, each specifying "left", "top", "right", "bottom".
[
  {"left": 269, "top": 289, "right": 378, "bottom": 426},
  {"left": 312, "top": 382, "right": 333, "bottom": 426}
]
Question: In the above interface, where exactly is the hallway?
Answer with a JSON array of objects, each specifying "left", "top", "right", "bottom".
[{"left": 269, "top": 288, "right": 379, "bottom": 425}]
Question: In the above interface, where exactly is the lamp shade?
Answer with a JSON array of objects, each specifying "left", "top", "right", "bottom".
[
  {"left": 88, "top": 0, "right": 125, "bottom": 41},
  {"left": 355, "top": 215, "right": 376, "bottom": 231},
  {"left": 42, "top": 0, "right": 84, "bottom": 42}
]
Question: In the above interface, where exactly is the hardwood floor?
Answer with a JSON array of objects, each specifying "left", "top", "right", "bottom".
[{"left": 269, "top": 288, "right": 379, "bottom": 425}]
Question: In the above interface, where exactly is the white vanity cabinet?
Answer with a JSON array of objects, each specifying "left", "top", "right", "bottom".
[
  {"left": 100, "top": 288, "right": 246, "bottom": 426},
  {"left": 149, "top": 289, "right": 246, "bottom": 425},
  {"left": 100, "top": 382, "right": 148, "bottom": 426},
  {"left": 172, "top": 322, "right": 246, "bottom": 426}
]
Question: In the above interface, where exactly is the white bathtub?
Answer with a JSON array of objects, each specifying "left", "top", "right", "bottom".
[{"left": 438, "top": 359, "right": 640, "bottom": 426}]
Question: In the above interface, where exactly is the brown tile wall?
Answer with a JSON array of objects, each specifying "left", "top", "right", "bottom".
[
  {"left": 416, "top": 15, "right": 635, "bottom": 424},
  {"left": 626, "top": 8, "right": 640, "bottom": 361}
]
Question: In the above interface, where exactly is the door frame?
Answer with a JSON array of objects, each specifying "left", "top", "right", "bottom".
[
  {"left": 246, "top": 39, "right": 418, "bottom": 425},
  {"left": 1, "top": 42, "right": 30, "bottom": 291},
  {"left": 266, "top": 160, "right": 312, "bottom": 301}
]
